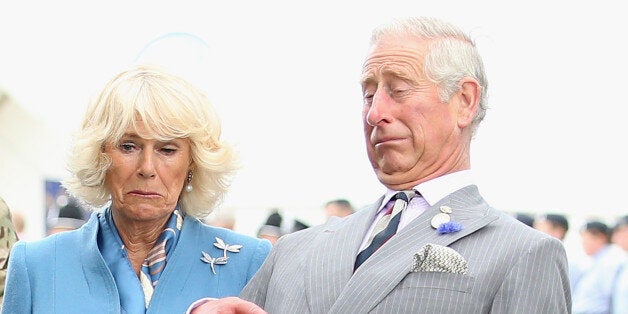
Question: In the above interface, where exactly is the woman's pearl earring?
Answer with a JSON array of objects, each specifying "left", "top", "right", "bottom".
[{"left": 185, "top": 171, "right": 193, "bottom": 193}]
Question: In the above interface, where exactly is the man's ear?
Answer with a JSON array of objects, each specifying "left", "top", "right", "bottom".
[{"left": 456, "top": 78, "right": 481, "bottom": 128}]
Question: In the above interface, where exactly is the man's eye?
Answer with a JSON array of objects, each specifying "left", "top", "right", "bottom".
[{"left": 363, "top": 92, "right": 374, "bottom": 104}]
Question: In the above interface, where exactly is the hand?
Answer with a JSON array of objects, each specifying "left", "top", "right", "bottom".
[{"left": 190, "top": 297, "right": 267, "bottom": 314}]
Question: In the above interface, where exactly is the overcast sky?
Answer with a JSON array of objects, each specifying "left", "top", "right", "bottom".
[{"left": 1, "top": 1, "right": 626, "bottom": 237}]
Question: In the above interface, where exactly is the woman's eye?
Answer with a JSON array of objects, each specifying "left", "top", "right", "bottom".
[
  {"left": 160, "top": 147, "right": 177, "bottom": 155},
  {"left": 119, "top": 143, "right": 135, "bottom": 152}
]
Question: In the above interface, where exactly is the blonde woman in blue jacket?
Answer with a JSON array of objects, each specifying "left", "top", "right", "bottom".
[{"left": 2, "top": 64, "right": 272, "bottom": 313}]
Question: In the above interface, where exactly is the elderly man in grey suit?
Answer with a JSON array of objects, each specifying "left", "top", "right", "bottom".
[{"left": 190, "top": 16, "right": 571, "bottom": 314}]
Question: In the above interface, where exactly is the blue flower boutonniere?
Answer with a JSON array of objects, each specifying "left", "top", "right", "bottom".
[{"left": 437, "top": 221, "right": 463, "bottom": 234}]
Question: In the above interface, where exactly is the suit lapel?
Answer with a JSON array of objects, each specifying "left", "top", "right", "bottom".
[
  {"left": 304, "top": 199, "right": 383, "bottom": 314},
  {"left": 330, "top": 185, "right": 498, "bottom": 313},
  {"left": 81, "top": 212, "right": 122, "bottom": 308}
]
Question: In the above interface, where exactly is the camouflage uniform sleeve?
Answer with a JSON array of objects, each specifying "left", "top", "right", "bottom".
[{"left": 0, "top": 197, "right": 19, "bottom": 303}]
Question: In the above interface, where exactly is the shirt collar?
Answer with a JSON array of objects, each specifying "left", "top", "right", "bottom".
[{"left": 380, "top": 170, "right": 475, "bottom": 211}]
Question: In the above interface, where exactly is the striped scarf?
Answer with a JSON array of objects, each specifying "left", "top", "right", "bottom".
[{"left": 139, "top": 209, "right": 183, "bottom": 307}]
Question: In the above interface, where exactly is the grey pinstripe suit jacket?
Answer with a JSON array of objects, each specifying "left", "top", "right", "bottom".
[{"left": 241, "top": 185, "right": 571, "bottom": 313}]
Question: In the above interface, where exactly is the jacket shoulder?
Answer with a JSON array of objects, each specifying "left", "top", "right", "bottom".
[{"left": 192, "top": 219, "right": 272, "bottom": 255}]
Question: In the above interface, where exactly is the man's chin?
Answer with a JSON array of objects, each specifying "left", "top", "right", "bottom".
[{"left": 374, "top": 169, "right": 413, "bottom": 190}]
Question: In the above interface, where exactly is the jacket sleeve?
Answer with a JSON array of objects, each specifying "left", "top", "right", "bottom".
[
  {"left": 0, "top": 197, "right": 19, "bottom": 303},
  {"left": 240, "top": 237, "right": 279, "bottom": 308},
  {"left": 490, "top": 237, "right": 571, "bottom": 313}
]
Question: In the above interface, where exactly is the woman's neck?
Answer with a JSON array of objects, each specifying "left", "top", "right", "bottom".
[{"left": 112, "top": 211, "right": 170, "bottom": 275}]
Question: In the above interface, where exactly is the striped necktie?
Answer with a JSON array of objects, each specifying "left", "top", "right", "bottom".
[{"left": 355, "top": 190, "right": 416, "bottom": 270}]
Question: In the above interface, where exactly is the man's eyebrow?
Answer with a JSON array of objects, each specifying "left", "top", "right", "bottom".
[{"left": 360, "top": 74, "right": 377, "bottom": 87}]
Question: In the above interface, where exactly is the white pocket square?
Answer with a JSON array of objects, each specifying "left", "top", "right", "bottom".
[{"left": 412, "top": 243, "right": 468, "bottom": 274}]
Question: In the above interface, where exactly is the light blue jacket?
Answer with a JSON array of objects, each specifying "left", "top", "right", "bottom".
[{"left": 2, "top": 211, "right": 271, "bottom": 313}]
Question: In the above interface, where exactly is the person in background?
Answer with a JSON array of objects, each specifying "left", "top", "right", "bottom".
[
  {"left": 256, "top": 211, "right": 284, "bottom": 245},
  {"left": 9, "top": 211, "right": 25, "bottom": 241},
  {"left": 2, "top": 64, "right": 271, "bottom": 313},
  {"left": 534, "top": 213, "right": 569, "bottom": 241},
  {"left": 291, "top": 219, "right": 309, "bottom": 233},
  {"left": 611, "top": 215, "right": 628, "bottom": 314},
  {"left": 514, "top": 212, "right": 535, "bottom": 228},
  {"left": 256, "top": 210, "right": 310, "bottom": 245},
  {"left": 571, "top": 220, "right": 624, "bottom": 314},
  {"left": 47, "top": 202, "right": 87, "bottom": 235},
  {"left": 190, "top": 16, "right": 570, "bottom": 313},
  {"left": 0, "top": 197, "right": 18, "bottom": 309},
  {"left": 323, "top": 199, "right": 355, "bottom": 219}
]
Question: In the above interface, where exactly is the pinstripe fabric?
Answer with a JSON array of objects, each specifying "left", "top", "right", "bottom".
[{"left": 240, "top": 185, "right": 571, "bottom": 313}]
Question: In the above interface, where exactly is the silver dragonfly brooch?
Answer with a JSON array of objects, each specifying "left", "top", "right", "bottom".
[{"left": 200, "top": 237, "right": 243, "bottom": 274}]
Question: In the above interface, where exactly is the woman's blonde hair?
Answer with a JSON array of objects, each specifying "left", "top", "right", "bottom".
[{"left": 62, "top": 64, "right": 238, "bottom": 219}]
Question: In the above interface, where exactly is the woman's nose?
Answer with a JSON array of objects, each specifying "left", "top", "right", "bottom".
[{"left": 137, "top": 151, "right": 156, "bottom": 178}]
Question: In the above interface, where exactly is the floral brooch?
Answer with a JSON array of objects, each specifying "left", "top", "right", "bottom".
[
  {"left": 200, "top": 237, "right": 243, "bottom": 274},
  {"left": 430, "top": 205, "right": 463, "bottom": 234}
]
